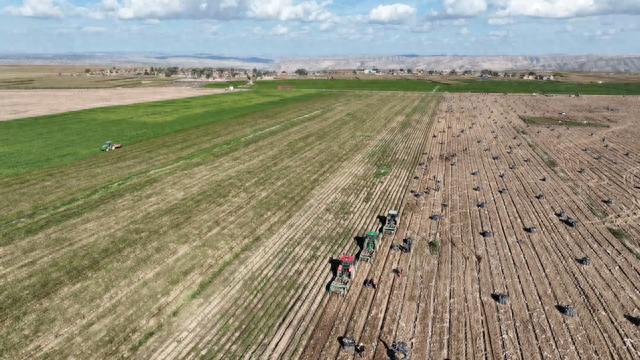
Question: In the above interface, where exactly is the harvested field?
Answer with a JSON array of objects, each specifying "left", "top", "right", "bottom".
[
  {"left": 0, "top": 87, "right": 227, "bottom": 122},
  {"left": 2, "top": 88, "right": 639, "bottom": 360},
  {"left": 300, "top": 93, "right": 640, "bottom": 359},
  {"left": 0, "top": 90, "right": 439, "bottom": 358}
]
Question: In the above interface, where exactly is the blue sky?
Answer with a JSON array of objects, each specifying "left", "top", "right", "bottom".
[{"left": 1, "top": 1, "right": 639, "bottom": 57}]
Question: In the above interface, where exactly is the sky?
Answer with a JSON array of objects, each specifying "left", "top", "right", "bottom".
[{"left": 1, "top": 0, "right": 639, "bottom": 57}]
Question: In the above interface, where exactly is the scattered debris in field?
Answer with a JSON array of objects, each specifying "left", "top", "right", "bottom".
[
  {"left": 429, "top": 239, "right": 441, "bottom": 255},
  {"left": 557, "top": 305, "right": 577, "bottom": 317},
  {"left": 363, "top": 279, "right": 376, "bottom": 289},
  {"left": 339, "top": 336, "right": 356, "bottom": 352},
  {"left": 492, "top": 293, "right": 510, "bottom": 305},
  {"left": 524, "top": 226, "right": 539, "bottom": 234},
  {"left": 625, "top": 315, "right": 640, "bottom": 327},
  {"left": 401, "top": 238, "right": 413, "bottom": 253},
  {"left": 577, "top": 257, "right": 592, "bottom": 266},
  {"left": 480, "top": 230, "right": 494, "bottom": 238},
  {"left": 389, "top": 341, "right": 410, "bottom": 360}
]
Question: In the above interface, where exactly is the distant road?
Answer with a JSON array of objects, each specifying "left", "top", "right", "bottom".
[{"left": 0, "top": 87, "right": 227, "bottom": 122}]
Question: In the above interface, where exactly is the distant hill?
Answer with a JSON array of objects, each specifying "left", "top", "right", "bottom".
[
  {"left": 277, "top": 55, "right": 640, "bottom": 73},
  {"left": 151, "top": 54, "right": 273, "bottom": 64},
  {"left": 1, "top": 53, "right": 639, "bottom": 72},
  {"left": 0, "top": 53, "right": 274, "bottom": 69}
]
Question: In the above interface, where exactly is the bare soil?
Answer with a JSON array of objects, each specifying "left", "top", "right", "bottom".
[
  {"left": 297, "top": 94, "right": 640, "bottom": 360},
  {"left": 0, "top": 87, "right": 227, "bottom": 121}
]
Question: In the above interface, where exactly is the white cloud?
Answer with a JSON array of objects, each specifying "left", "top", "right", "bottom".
[
  {"left": 249, "top": 0, "right": 333, "bottom": 22},
  {"left": 114, "top": 0, "right": 185, "bottom": 20},
  {"left": 488, "top": 17, "right": 513, "bottom": 25},
  {"left": 81, "top": 25, "right": 107, "bottom": 32},
  {"left": 4, "top": 0, "right": 334, "bottom": 21},
  {"left": 5, "top": 0, "right": 64, "bottom": 17},
  {"left": 5, "top": 0, "right": 640, "bottom": 23},
  {"left": 203, "top": 23, "right": 220, "bottom": 34},
  {"left": 437, "top": 0, "right": 640, "bottom": 19},
  {"left": 411, "top": 23, "right": 433, "bottom": 33},
  {"left": 369, "top": 3, "right": 416, "bottom": 24},
  {"left": 271, "top": 24, "right": 289, "bottom": 35},
  {"left": 489, "top": 29, "right": 508, "bottom": 38},
  {"left": 443, "top": 0, "right": 487, "bottom": 17},
  {"left": 497, "top": 0, "right": 640, "bottom": 18},
  {"left": 107, "top": 0, "right": 333, "bottom": 21},
  {"left": 318, "top": 21, "right": 332, "bottom": 31},
  {"left": 584, "top": 27, "right": 618, "bottom": 40}
]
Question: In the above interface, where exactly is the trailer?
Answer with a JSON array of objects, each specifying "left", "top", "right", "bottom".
[{"left": 383, "top": 210, "right": 399, "bottom": 234}]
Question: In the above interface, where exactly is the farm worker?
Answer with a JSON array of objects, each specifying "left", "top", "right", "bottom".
[{"left": 356, "top": 343, "right": 365, "bottom": 357}]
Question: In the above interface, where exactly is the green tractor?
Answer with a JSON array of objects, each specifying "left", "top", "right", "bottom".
[
  {"left": 329, "top": 255, "right": 356, "bottom": 296},
  {"left": 100, "top": 141, "right": 122, "bottom": 152},
  {"left": 383, "top": 209, "right": 399, "bottom": 234},
  {"left": 359, "top": 231, "right": 380, "bottom": 262}
]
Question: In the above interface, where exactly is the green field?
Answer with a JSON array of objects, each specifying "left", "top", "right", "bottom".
[
  {"left": 203, "top": 80, "right": 249, "bottom": 88},
  {"left": 230, "top": 78, "right": 640, "bottom": 95},
  {"left": 0, "top": 90, "right": 320, "bottom": 176},
  {"left": 0, "top": 76, "right": 174, "bottom": 89}
]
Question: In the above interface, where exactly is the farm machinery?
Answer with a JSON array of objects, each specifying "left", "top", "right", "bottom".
[
  {"left": 101, "top": 141, "right": 122, "bottom": 152},
  {"left": 329, "top": 255, "right": 356, "bottom": 296},
  {"left": 383, "top": 210, "right": 399, "bottom": 234},
  {"left": 359, "top": 231, "right": 380, "bottom": 262},
  {"left": 389, "top": 341, "right": 410, "bottom": 360}
]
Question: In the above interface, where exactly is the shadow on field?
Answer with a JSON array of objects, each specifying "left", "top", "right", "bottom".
[
  {"left": 354, "top": 235, "right": 365, "bottom": 259},
  {"left": 377, "top": 215, "right": 387, "bottom": 233},
  {"left": 326, "top": 258, "right": 341, "bottom": 292}
]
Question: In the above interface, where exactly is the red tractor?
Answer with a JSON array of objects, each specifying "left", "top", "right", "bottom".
[{"left": 329, "top": 255, "right": 356, "bottom": 295}]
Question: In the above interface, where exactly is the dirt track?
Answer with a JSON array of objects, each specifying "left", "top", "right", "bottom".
[{"left": 0, "top": 87, "right": 227, "bottom": 121}]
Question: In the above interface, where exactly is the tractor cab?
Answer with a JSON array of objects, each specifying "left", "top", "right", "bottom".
[
  {"left": 360, "top": 231, "right": 380, "bottom": 262},
  {"left": 337, "top": 256, "right": 355, "bottom": 277},
  {"left": 383, "top": 210, "right": 399, "bottom": 234}
]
